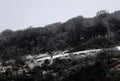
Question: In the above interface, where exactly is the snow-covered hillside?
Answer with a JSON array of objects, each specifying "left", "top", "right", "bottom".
[
  {"left": 25, "top": 49, "right": 102, "bottom": 69},
  {"left": 25, "top": 46, "right": 120, "bottom": 69}
]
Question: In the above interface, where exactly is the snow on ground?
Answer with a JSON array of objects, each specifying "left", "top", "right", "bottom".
[
  {"left": 116, "top": 46, "right": 120, "bottom": 50},
  {"left": 26, "top": 46, "right": 120, "bottom": 69},
  {"left": 25, "top": 48, "right": 102, "bottom": 69},
  {"left": 26, "top": 46, "right": 120, "bottom": 68},
  {"left": 25, "top": 46, "right": 120, "bottom": 69}
]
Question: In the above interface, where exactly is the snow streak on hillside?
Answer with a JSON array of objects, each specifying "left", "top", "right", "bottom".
[{"left": 25, "top": 49, "right": 102, "bottom": 69}]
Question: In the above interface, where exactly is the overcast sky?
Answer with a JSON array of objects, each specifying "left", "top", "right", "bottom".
[{"left": 0, "top": 0, "right": 120, "bottom": 32}]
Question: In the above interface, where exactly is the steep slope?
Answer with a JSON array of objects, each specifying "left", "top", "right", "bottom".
[{"left": 0, "top": 10, "right": 120, "bottom": 60}]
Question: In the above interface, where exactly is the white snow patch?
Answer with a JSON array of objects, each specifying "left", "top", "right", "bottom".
[{"left": 116, "top": 46, "right": 120, "bottom": 50}]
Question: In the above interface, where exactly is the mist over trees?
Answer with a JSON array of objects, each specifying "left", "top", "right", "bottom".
[{"left": 0, "top": 10, "right": 120, "bottom": 60}]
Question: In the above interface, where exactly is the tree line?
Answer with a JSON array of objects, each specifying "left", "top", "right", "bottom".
[{"left": 0, "top": 10, "right": 120, "bottom": 60}]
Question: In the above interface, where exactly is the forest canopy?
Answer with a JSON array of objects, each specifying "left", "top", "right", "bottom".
[{"left": 0, "top": 10, "right": 120, "bottom": 60}]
